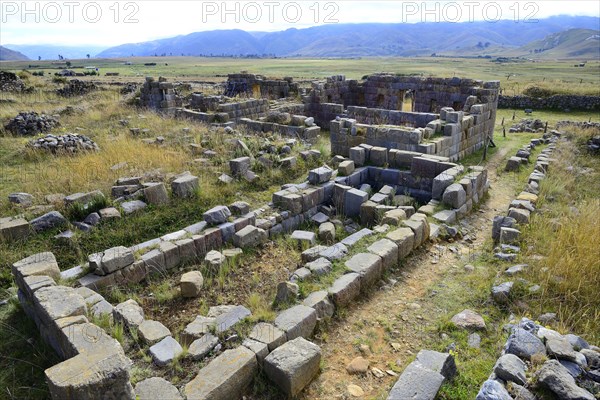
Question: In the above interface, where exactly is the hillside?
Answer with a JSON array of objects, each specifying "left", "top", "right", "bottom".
[
  {"left": 509, "top": 28, "right": 600, "bottom": 59},
  {"left": 95, "top": 16, "right": 600, "bottom": 58},
  {"left": 2, "top": 45, "right": 107, "bottom": 61},
  {"left": 0, "top": 46, "right": 29, "bottom": 61}
]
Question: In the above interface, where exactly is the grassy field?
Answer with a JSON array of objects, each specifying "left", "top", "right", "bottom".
[{"left": 2, "top": 56, "right": 600, "bottom": 96}]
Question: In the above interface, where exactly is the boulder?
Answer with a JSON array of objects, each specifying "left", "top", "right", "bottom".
[
  {"left": 180, "top": 271, "right": 204, "bottom": 298},
  {"left": 318, "top": 222, "right": 335, "bottom": 243},
  {"left": 451, "top": 309, "right": 486, "bottom": 330},
  {"left": 387, "top": 361, "right": 444, "bottom": 400},
  {"left": 149, "top": 336, "right": 183, "bottom": 367},
  {"left": 476, "top": 380, "right": 511, "bottom": 400},
  {"left": 171, "top": 174, "right": 199, "bottom": 198},
  {"left": 143, "top": 183, "right": 169, "bottom": 205},
  {"left": 442, "top": 184, "right": 466, "bottom": 209},
  {"left": 264, "top": 337, "right": 321, "bottom": 397},
  {"left": 30, "top": 211, "right": 67, "bottom": 232},
  {"left": 275, "top": 305, "right": 317, "bottom": 340},
  {"left": 203, "top": 205, "right": 231, "bottom": 225},
  {"left": 275, "top": 281, "right": 299, "bottom": 304},
  {"left": 505, "top": 328, "right": 546, "bottom": 360},
  {"left": 184, "top": 347, "right": 257, "bottom": 399},
  {"left": 537, "top": 360, "right": 594, "bottom": 400},
  {"left": 493, "top": 354, "right": 527, "bottom": 385},
  {"left": 135, "top": 377, "right": 182, "bottom": 400}
]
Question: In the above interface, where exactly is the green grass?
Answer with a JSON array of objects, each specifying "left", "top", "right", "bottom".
[{"left": 2, "top": 56, "right": 600, "bottom": 95}]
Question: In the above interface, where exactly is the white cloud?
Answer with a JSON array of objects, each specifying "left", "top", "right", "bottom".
[{"left": 0, "top": 0, "right": 598, "bottom": 46}]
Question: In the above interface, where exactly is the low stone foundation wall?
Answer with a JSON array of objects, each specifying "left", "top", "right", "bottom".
[
  {"left": 498, "top": 94, "right": 600, "bottom": 111},
  {"left": 237, "top": 117, "right": 320, "bottom": 141}
]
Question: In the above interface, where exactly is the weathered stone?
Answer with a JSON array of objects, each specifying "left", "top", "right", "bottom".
[
  {"left": 23, "top": 275, "right": 56, "bottom": 299},
  {"left": 143, "top": 182, "right": 169, "bottom": 205},
  {"left": 319, "top": 243, "right": 348, "bottom": 261},
  {"left": 291, "top": 230, "right": 316, "bottom": 246},
  {"left": 415, "top": 349, "right": 457, "bottom": 380},
  {"left": 492, "top": 216, "right": 517, "bottom": 242},
  {"left": 508, "top": 208, "right": 531, "bottom": 225},
  {"left": 338, "top": 160, "right": 355, "bottom": 176},
  {"left": 99, "top": 207, "right": 121, "bottom": 219},
  {"left": 205, "top": 250, "right": 225, "bottom": 269},
  {"left": 275, "top": 281, "right": 299, "bottom": 304},
  {"left": 349, "top": 146, "right": 366, "bottom": 167},
  {"left": 387, "top": 361, "right": 444, "bottom": 400},
  {"left": 433, "top": 209, "right": 456, "bottom": 224},
  {"left": 242, "top": 338, "right": 269, "bottom": 363},
  {"left": 139, "top": 320, "right": 171, "bottom": 345},
  {"left": 171, "top": 174, "right": 199, "bottom": 198},
  {"left": 180, "top": 271, "right": 203, "bottom": 298},
  {"left": 12, "top": 252, "right": 60, "bottom": 291},
  {"left": 302, "top": 245, "right": 328, "bottom": 263},
  {"left": 505, "top": 156, "right": 522, "bottom": 172},
  {"left": 249, "top": 322, "right": 287, "bottom": 351},
  {"left": 184, "top": 347, "right": 257, "bottom": 400},
  {"left": 347, "top": 356, "right": 370, "bottom": 374},
  {"left": 476, "top": 379, "right": 512, "bottom": 400},
  {"left": 442, "top": 184, "right": 466, "bottom": 209},
  {"left": 0, "top": 217, "right": 31, "bottom": 241},
  {"left": 494, "top": 354, "right": 527, "bottom": 385},
  {"left": 565, "top": 334, "right": 590, "bottom": 351},
  {"left": 188, "top": 333, "right": 219, "bottom": 361},
  {"left": 308, "top": 166, "right": 333, "bottom": 185},
  {"left": 275, "top": 305, "right": 317, "bottom": 340},
  {"left": 318, "top": 222, "right": 335, "bottom": 243},
  {"left": 302, "top": 290, "right": 335, "bottom": 320},
  {"left": 45, "top": 349, "right": 134, "bottom": 400},
  {"left": 451, "top": 309, "right": 486, "bottom": 330},
  {"left": 135, "top": 377, "right": 182, "bottom": 400},
  {"left": 149, "top": 336, "right": 183, "bottom": 367},
  {"left": 229, "top": 157, "right": 251, "bottom": 177},
  {"left": 492, "top": 281, "right": 514, "bottom": 304},
  {"left": 402, "top": 218, "right": 427, "bottom": 248},
  {"left": 33, "top": 286, "right": 87, "bottom": 325},
  {"left": 386, "top": 227, "right": 415, "bottom": 259},
  {"left": 203, "top": 205, "right": 231, "bottom": 225},
  {"left": 181, "top": 316, "right": 216, "bottom": 346},
  {"left": 546, "top": 337, "right": 578, "bottom": 362},
  {"left": 214, "top": 305, "right": 252, "bottom": 333},
  {"left": 113, "top": 299, "right": 144, "bottom": 330},
  {"left": 100, "top": 246, "right": 134, "bottom": 274},
  {"left": 8, "top": 192, "right": 34, "bottom": 206},
  {"left": 345, "top": 253, "right": 383, "bottom": 290},
  {"left": 341, "top": 228, "right": 373, "bottom": 247},
  {"left": 328, "top": 273, "right": 361, "bottom": 307},
  {"left": 305, "top": 257, "right": 332, "bottom": 276},
  {"left": 344, "top": 188, "right": 369, "bottom": 217},
  {"left": 121, "top": 200, "right": 146, "bottom": 214},
  {"left": 537, "top": 360, "right": 594, "bottom": 400},
  {"left": 264, "top": 337, "right": 321, "bottom": 397},
  {"left": 382, "top": 208, "right": 407, "bottom": 226},
  {"left": 505, "top": 327, "right": 546, "bottom": 360},
  {"left": 30, "top": 211, "right": 67, "bottom": 233}
]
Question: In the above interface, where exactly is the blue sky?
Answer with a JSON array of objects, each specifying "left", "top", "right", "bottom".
[{"left": 1, "top": 1, "right": 599, "bottom": 46}]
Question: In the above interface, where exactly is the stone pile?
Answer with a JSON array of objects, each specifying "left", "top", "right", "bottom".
[
  {"left": 508, "top": 118, "right": 545, "bottom": 133},
  {"left": 4, "top": 111, "right": 59, "bottom": 136},
  {"left": 28, "top": 134, "right": 99, "bottom": 153},
  {"left": 0, "top": 70, "right": 30, "bottom": 92},
  {"left": 56, "top": 79, "right": 97, "bottom": 97},
  {"left": 476, "top": 318, "right": 599, "bottom": 400}
]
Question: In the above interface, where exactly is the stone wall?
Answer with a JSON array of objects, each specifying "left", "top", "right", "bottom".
[
  {"left": 175, "top": 98, "right": 269, "bottom": 124},
  {"left": 498, "top": 94, "right": 600, "bottom": 111},
  {"left": 332, "top": 102, "right": 493, "bottom": 161},
  {"left": 237, "top": 118, "right": 321, "bottom": 142},
  {"left": 226, "top": 73, "right": 299, "bottom": 99},
  {"left": 139, "top": 77, "right": 182, "bottom": 113},
  {"left": 12, "top": 252, "right": 134, "bottom": 399},
  {"left": 304, "top": 74, "right": 499, "bottom": 132}
]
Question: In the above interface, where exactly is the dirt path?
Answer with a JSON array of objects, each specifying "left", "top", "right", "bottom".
[{"left": 300, "top": 147, "right": 516, "bottom": 399}]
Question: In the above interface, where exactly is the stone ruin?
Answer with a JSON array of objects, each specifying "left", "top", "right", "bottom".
[
  {"left": 139, "top": 76, "right": 183, "bottom": 112},
  {"left": 225, "top": 72, "right": 299, "bottom": 99},
  {"left": 56, "top": 79, "right": 97, "bottom": 97},
  {"left": 0, "top": 70, "right": 31, "bottom": 92},
  {"left": 305, "top": 74, "right": 499, "bottom": 162},
  {"left": 4, "top": 111, "right": 60, "bottom": 136},
  {"left": 28, "top": 133, "right": 100, "bottom": 153}
]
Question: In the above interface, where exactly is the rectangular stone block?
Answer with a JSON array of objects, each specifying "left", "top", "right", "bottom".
[
  {"left": 386, "top": 227, "right": 415, "bottom": 259},
  {"left": 328, "top": 273, "right": 361, "bottom": 307},
  {"left": 344, "top": 253, "right": 383, "bottom": 290}
]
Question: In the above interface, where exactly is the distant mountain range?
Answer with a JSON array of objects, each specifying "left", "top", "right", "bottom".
[
  {"left": 94, "top": 16, "right": 599, "bottom": 58},
  {"left": 1, "top": 15, "right": 598, "bottom": 61},
  {"left": 2, "top": 45, "right": 107, "bottom": 61},
  {"left": 0, "top": 46, "right": 29, "bottom": 61}
]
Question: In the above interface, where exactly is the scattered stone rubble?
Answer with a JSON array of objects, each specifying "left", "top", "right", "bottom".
[
  {"left": 4, "top": 111, "right": 59, "bottom": 136},
  {"left": 0, "top": 70, "right": 31, "bottom": 92},
  {"left": 28, "top": 133, "right": 100, "bottom": 153},
  {"left": 509, "top": 118, "right": 545, "bottom": 133},
  {"left": 476, "top": 318, "right": 598, "bottom": 400},
  {"left": 56, "top": 79, "right": 97, "bottom": 97}
]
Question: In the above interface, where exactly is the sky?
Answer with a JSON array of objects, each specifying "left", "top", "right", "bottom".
[{"left": 1, "top": 0, "right": 599, "bottom": 47}]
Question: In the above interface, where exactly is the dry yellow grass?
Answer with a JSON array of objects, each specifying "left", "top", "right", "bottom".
[{"left": 523, "top": 128, "right": 600, "bottom": 341}]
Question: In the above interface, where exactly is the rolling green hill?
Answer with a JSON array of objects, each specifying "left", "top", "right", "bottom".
[{"left": 509, "top": 28, "right": 600, "bottom": 59}]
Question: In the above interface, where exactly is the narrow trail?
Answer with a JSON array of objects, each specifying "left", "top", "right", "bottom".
[{"left": 301, "top": 147, "right": 516, "bottom": 399}]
